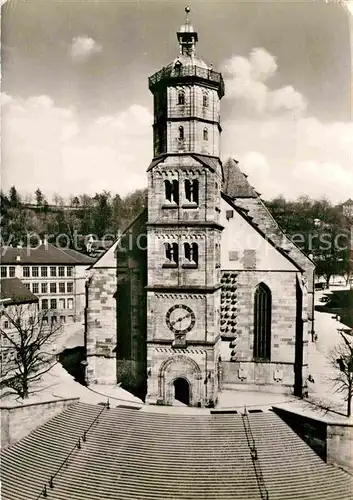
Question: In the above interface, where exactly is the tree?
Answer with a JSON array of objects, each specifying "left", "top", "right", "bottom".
[
  {"left": 328, "top": 331, "right": 353, "bottom": 417},
  {"left": 35, "top": 188, "right": 44, "bottom": 206},
  {"left": 0, "top": 304, "right": 62, "bottom": 399},
  {"left": 8, "top": 186, "right": 21, "bottom": 207}
]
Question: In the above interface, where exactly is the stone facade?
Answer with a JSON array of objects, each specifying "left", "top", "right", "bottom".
[
  {"left": 86, "top": 264, "right": 118, "bottom": 385},
  {"left": 85, "top": 13, "right": 314, "bottom": 406}
]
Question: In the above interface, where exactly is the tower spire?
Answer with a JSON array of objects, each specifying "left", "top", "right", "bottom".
[
  {"left": 185, "top": 5, "right": 191, "bottom": 24},
  {"left": 177, "top": 6, "right": 198, "bottom": 56}
]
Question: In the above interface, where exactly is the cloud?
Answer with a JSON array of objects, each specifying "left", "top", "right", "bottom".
[
  {"left": 69, "top": 36, "right": 102, "bottom": 62},
  {"left": 1, "top": 86, "right": 352, "bottom": 204},
  {"left": 1, "top": 93, "right": 152, "bottom": 200},
  {"left": 222, "top": 117, "right": 353, "bottom": 203},
  {"left": 222, "top": 48, "right": 307, "bottom": 115}
]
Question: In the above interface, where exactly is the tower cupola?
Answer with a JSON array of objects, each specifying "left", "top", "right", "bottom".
[{"left": 177, "top": 6, "right": 198, "bottom": 56}]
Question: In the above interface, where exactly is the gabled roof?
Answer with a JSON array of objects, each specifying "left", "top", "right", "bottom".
[
  {"left": 0, "top": 244, "right": 95, "bottom": 266},
  {"left": 1, "top": 402, "right": 352, "bottom": 500},
  {"left": 223, "top": 158, "right": 258, "bottom": 198},
  {"left": 0, "top": 278, "right": 38, "bottom": 305},
  {"left": 222, "top": 158, "right": 314, "bottom": 272},
  {"left": 89, "top": 209, "right": 148, "bottom": 269},
  {"left": 222, "top": 193, "right": 304, "bottom": 272}
]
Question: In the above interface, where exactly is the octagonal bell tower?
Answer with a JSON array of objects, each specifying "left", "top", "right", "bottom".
[{"left": 146, "top": 7, "right": 225, "bottom": 407}]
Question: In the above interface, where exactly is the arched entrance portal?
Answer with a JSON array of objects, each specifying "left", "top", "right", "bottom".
[{"left": 173, "top": 378, "right": 190, "bottom": 405}]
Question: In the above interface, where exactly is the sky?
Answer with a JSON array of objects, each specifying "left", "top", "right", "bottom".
[{"left": 1, "top": 0, "right": 353, "bottom": 203}]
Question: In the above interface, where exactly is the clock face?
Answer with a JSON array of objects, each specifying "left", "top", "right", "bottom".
[{"left": 166, "top": 304, "right": 196, "bottom": 334}]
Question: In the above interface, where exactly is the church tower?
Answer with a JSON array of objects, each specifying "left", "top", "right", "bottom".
[{"left": 146, "top": 7, "right": 225, "bottom": 407}]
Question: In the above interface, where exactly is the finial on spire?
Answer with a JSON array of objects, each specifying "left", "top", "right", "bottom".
[
  {"left": 185, "top": 5, "right": 191, "bottom": 24},
  {"left": 177, "top": 6, "right": 198, "bottom": 56}
]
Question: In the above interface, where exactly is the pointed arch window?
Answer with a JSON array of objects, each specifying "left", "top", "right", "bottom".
[
  {"left": 253, "top": 283, "right": 272, "bottom": 361},
  {"left": 179, "top": 125, "right": 185, "bottom": 141},
  {"left": 164, "top": 179, "right": 179, "bottom": 205},
  {"left": 183, "top": 242, "right": 198, "bottom": 268},
  {"left": 184, "top": 179, "right": 199, "bottom": 205},
  {"left": 203, "top": 128, "right": 208, "bottom": 141},
  {"left": 178, "top": 91, "right": 185, "bottom": 105}
]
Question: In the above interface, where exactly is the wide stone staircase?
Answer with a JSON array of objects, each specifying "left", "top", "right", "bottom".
[{"left": 1, "top": 403, "right": 352, "bottom": 500}]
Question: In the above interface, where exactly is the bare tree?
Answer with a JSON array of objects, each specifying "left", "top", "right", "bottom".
[
  {"left": 0, "top": 305, "right": 62, "bottom": 399},
  {"left": 328, "top": 331, "right": 353, "bottom": 417}
]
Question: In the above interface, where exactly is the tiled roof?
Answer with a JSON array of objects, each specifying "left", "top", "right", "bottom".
[
  {"left": 0, "top": 278, "right": 38, "bottom": 305},
  {"left": 0, "top": 244, "right": 95, "bottom": 265},
  {"left": 223, "top": 158, "right": 258, "bottom": 198},
  {"left": 220, "top": 156, "right": 314, "bottom": 274},
  {"left": 1, "top": 402, "right": 352, "bottom": 500}
]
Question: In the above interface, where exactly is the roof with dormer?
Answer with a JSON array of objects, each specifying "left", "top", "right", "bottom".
[{"left": 1, "top": 402, "right": 352, "bottom": 500}]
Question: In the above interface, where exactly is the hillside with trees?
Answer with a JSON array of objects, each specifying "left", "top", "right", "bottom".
[{"left": 1, "top": 188, "right": 351, "bottom": 286}]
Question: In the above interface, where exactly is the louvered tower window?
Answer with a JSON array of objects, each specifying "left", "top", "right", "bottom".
[
  {"left": 253, "top": 283, "right": 272, "bottom": 361},
  {"left": 184, "top": 179, "right": 199, "bottom": 204},
  {"left": 164, "top": 179, "right": 179, "bottom": 204}
]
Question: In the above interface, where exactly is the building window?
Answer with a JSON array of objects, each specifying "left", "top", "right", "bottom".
[
  {"left": 9, "top": 267, "right": 15, "bottom": 277},
  {"left": 164, "top": 243, "right": 178, "bottom": 267},
  {"left": 41, "top": 266, "right": 48, "bottom": 277},
  {"left": 253, "top": 283, "right": 272, "bottom": 361},
  {"left": 50, "top": 283, "right": 57, "bottom": 294},
  {"left": 184, "top": 179, "right": 199, "bottom": 204},
  {"left": 183, "top": 242, "right": 199, "bottom": 267},
  {"left": 58, "top": 266, "right": 65, "bottom": 277},
  {"left": 67, "top": 266, "right": 73, "bottom": 277},
  {"left": 32, "top": 266, "right": 39, "bottom": 277},
  {"left": 4, "top": 321, "right": 9, "bottom": 329},
  {"left": 41, "top": 283, "right": 48, "bottom": 294},
  {"left": 67, "top": 298, "right": 74, "bottom": 309},
  {"left": 32, "top": 283, "right": 39, "bottom": 294},
  {"left": 177, "top": 91, "right": 185, "bottom": 105},
  {"left": 51, "top": 316, "right": 57, "bottom": 324},
  {"left": 59, "top": 298, "right": 65, "bottom": 309},
  {"left": 203, "top": 93, "right": 209, "bottom": 107},
  {"left": 59, "top": 282, "right": 65, "bottom": 293},
  {"left": 50, "top": 299, "right": 57, "bottom": 310},
  {"left": 60, "top": 315, "right": 66, "bottom": 323},
  {"left": 41, "top": 299, "right": 48, "bottom": 310},
  {"left": 24, "top": 283, "right": 30, "bottom": 290},
  {"left": 67, "top": 282, "right": 73, "bottom": 293},
  {"left": 50, "top": 266, "right": 56, "bottom": 277},
  {"left": 203, "top": 128, "right": 208, "bottom": 141},
  {"left": 179, "top": 125, "right": 184, "bottom": 140},
  {"left": 1, "top": 267, "right": 7, "bottom": 278},
  {"left": 23, "top": 267, "right": 30, "bottom": 278},
  {"left": 164, "top": 179, "right": 179, "bottom": 204},
  {"left": 42, "top": 316, "right": 48, "bottom": 324}
]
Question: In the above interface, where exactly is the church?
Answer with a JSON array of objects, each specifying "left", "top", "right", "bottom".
[{"left": 85, "top": 8, "right": 315, "bottom": 407}]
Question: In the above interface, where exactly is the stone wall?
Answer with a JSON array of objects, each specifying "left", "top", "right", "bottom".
[
  {"left": 220, "top": 270, "right": 307, "bottom": 394},
  {"left": 86, "top": 267, "right": 117, "bottom": 384},
  {"left": 327, "top": 422, "right": 353, "bottom": 474},
  {"left": 273, "top": 406, "right": 353, "bottom": 475},
  {"left": 1, "top": 397, "right": 78, "bottom": 448}
]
